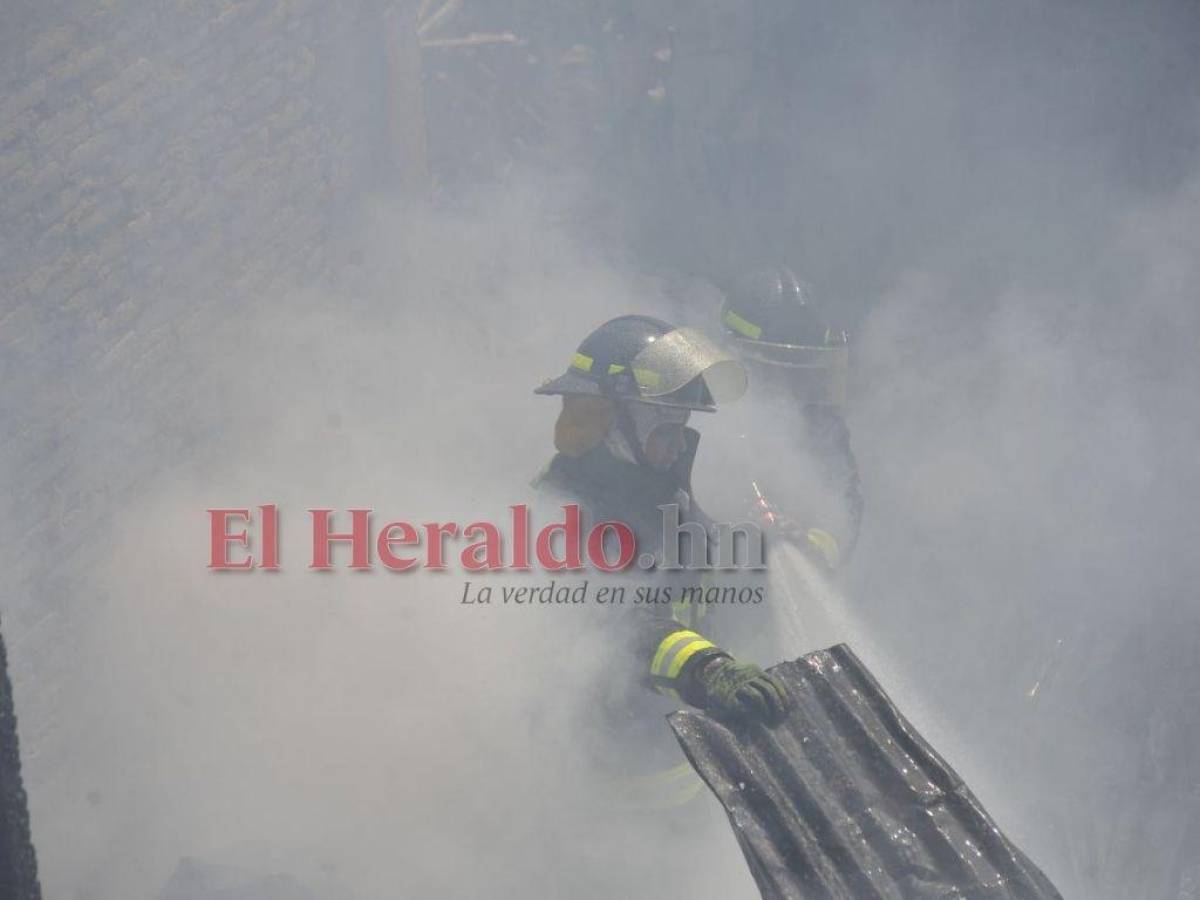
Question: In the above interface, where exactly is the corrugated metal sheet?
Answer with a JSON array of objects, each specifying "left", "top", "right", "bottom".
[
  {"left": 0, "top": 616, "right": 40, "bottom": 899},
  {"left": 669, "top": 644, "right": 1062, "bottom": 900}
]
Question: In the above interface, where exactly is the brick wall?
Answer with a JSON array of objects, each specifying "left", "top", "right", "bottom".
[
  {"left": 0, "top": 1, "right": 390, "bottom": 343},
  {"left": 0, "top": 0, "right": 412, "bottom": 792}
]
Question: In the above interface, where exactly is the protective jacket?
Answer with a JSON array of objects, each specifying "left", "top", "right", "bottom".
[
  {"left": 535, "top": 428, "right": 731, "bottom": 707},
  {"left": 531, "top": 314, "right": 779, "bottom": 807},
  {"left": 793, "top": 400, "right": 864, "bottom": 561}
]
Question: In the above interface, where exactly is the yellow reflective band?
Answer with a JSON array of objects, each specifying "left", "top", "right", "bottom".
[
  {"left": 609, "top": 363, "right": 663, "bottom": 387},
  {"left": 667, "top": 638, "right": 716, "bottom": 679},
  {"left": 632, "top": 367, "right": 661, "bottom": 388},
  {"left": 651, "top": 630, "right": 700, "bottom": 677},
  {"left": 724, "top": 309, "right": 762, "bottom": 340},
  {"left": 576, "top": 358, "right": 660, "bottom": 387}
]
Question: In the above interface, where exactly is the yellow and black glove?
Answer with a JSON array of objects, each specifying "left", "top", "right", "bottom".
[
  {"left": 695, "top": 656, "right": 790, "bottom": 725},
  {"left": 648, "top": 629, "right": 789, "bottom": 725}
]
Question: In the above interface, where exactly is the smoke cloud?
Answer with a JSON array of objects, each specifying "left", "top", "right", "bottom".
[{"left": 4, "top": 2, "right": 1199, "bottom": 897}]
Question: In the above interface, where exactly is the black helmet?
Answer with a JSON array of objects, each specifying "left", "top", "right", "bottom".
[
  {"left": 722, "top": 266, "right": 829, "bottom": 345},
  {"left": 720, "top": 266, "right": 849, "bottom": 404},
  {"left": 535, "top": 314, "right": 746, "bottom": 412}
]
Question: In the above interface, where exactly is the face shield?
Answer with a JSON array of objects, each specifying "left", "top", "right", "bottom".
[
  {"left": 630, "top": 327, "right": 748, "bottom": 410},
  {"left": 737, "top": 340, "right": 849, "bottom": 406}
]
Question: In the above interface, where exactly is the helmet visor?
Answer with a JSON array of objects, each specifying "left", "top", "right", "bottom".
[
  {"left": 630, "top": 327, "right": 747, "bottom": 405},
  {"left": 738, "top": 341, "right": 849, "bottom": 405}
]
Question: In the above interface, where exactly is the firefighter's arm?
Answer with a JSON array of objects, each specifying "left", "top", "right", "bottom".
[
  {"left": 752, "top": 481, "right": 844, "bottom": 572},
  {"left": 800, "top": 404, "right": 864, "bottom": 562},
  {"left": 641, "top": 622, "right": 789, "bottom": 724},
  {"left": 748, "top": 403, "right": 863, "bottom": 572}
]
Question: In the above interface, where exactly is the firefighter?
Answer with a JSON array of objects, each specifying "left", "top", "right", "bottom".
[
  {"left": 718, "top": 266, "right": 864, "bottom": 571},
  {"left": 533, "top": 315, "right": 789, "bottom": 807}
]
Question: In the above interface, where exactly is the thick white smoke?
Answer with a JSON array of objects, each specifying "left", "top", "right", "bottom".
[
  {"left": 22, "top": 188, "right": 760, "bottom": 898},
  {"left": 6, "top": 3, "right": 1200, "bottom": 898}
]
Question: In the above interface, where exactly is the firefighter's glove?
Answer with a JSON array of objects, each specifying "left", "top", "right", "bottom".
[
  {"left": 752, "top": 490, "right": 841, "bottom": 572},
  {"left": 802, "top": 527, "right": 841, "bottom": 572},
  {"left": 697, "top": 657, "right": 789, "bottom": 725}
]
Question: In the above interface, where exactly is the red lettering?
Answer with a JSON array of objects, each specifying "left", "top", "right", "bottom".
[
  {"left": 461, "top": 522, "right": 503, "bottom": 571},
  {"left": 536, "top": 504, "right": 583, "bottom": 571},
  {"left": 208, "top": 508, "right": 254, "bottom": 570},
  {"left": 509, "top": 504, "right": 530, "bottom": 570},
  {"left": 259, "top": 504, "right": 279, "bottom": 570},
  {"left": 310, "top": 509, "right": 372, "bottom": 569},
  {"left": 424, "top": 522, "right": 459, "bottom": 570},
  {"left": 587, "top": 521, "right": 636, "bottom": 572},
  {"left": 377, "top": 521, "right": 420, "bottom": 571}
]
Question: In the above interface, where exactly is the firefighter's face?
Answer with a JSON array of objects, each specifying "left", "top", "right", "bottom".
[
  {"left": 626, "top": 402, "right": 690, "bottom": 470},
  {"left": 642, "top": 418, "right": 689, "bottom": 470}
]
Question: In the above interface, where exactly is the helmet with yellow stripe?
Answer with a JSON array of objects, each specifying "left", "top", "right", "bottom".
[
  {"left": 720, "top": 267, "right": 849, "bottom": 406},
  {"left": 535, "top": 315, "right": 746, "bottom": 412}
]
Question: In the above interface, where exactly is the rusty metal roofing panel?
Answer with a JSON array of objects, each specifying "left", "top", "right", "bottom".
[{"left": 669, "top": 643, "right": 1061, "bottom": 900}]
